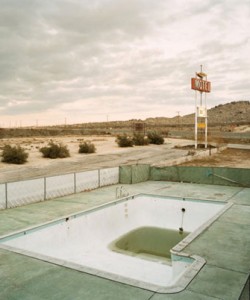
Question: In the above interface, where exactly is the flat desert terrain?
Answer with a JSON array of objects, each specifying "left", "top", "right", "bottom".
[{"left": 0, "top": 135, "right": 249, "bottom": 183}]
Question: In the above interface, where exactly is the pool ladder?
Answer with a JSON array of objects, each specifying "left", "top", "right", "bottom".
[{"left": 116, "top": 186, "right": 129, "bottom": 199}]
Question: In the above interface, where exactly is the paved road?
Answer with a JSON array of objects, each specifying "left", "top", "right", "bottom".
[{"left": 227, "top": 143, "right": 250, "bottom": 150}]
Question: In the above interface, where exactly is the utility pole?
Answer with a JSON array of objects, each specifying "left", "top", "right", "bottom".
[{"left": 176, "top": 111, "right": 180, "bottom": 129}]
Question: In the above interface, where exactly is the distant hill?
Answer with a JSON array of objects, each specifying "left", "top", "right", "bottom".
[
  {"left": 144, "top": 101, "right": 250, "bottom": 125},
  {"left": 181, "top": 100, "right": 250, "bottom": 125},
  {"left": 207, "top": 101, "right": 250, "bottom": 124}
]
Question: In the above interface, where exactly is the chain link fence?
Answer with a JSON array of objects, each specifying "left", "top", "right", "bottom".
[
  {"left": 3, "top": 164, "right": 247, "bottom": 211},
  {"left": 0, "top": 167, "right": 119, "bottom": 210}
]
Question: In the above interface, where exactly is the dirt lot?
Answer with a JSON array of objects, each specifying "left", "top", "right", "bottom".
[
  {"left": 0, "top": 136, "right": 249, "bottom": 183},
  {"left": 179, "top": 148, "right": 250, "bottom": 168}
]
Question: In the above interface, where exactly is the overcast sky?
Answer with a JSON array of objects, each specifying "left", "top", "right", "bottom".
[{"left": 0, "top": 0, "right": 249, "bottom": 126}]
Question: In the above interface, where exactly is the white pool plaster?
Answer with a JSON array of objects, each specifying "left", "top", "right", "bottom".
[{"left": 0, "top": 194, "right": 231, "bottom": 293}]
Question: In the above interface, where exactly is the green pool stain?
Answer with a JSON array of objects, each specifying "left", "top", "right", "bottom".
[{"left": 110, "top": 226, "right": 190, "bottom": 260}]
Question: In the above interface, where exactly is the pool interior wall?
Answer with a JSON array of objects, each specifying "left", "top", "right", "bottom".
[{"left": 0, "top": 193, "right": 228, "bottom": 292}]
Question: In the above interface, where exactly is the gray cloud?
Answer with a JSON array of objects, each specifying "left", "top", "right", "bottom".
[{"left": 0, "top": 0, "right": 249, "bottom": 125}]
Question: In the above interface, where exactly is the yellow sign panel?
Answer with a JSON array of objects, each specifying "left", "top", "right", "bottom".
[{"left": 198, "top": 123, "right": 206, "bottom": 129}]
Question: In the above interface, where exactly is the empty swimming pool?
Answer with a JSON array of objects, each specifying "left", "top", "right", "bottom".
[{"left": 0, "top": 194, "right": 230, "bottom": 292}]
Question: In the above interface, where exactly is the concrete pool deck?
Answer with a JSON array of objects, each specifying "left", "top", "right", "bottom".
[{"left": 0, "top": 181, "right": 249, "bottom": 299}]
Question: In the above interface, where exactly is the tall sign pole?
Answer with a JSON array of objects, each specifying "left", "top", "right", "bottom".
[{"left": 191, "top": 65, "right": 211, "bottom": 149}]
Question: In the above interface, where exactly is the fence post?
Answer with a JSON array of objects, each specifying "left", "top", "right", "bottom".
[
  {"left": 5, "top": 183, "right": 8, "bottom": 209},
  {"left": 44, "top": 177, "right": 46, "bottom": 201},
  {"left": 98, "top": 169, "right": 101, "bottom": 188},
  {"left": 74, "top": 173, "right": 77, "bottom": 194}
]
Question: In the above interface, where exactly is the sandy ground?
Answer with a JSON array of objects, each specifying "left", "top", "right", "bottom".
[
  {"left": 0, "top": 136, "right": 249, "bottom": 183},
  {"left": 0, "top": 136, "right": 191, "bottom": 183},
  {"left": 179, "top": 148, "right": 250, "bottom": 168},
  {"left": 0, "top": 136, "right": 120, "bottom": 167}
]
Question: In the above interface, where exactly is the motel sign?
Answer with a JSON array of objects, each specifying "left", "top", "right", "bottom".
[
  {"left": 191, "top": 78, "right": 211, "bottom": 93},
  {"left": 191, "top": 66, "right": 211, "bottom": 149}
]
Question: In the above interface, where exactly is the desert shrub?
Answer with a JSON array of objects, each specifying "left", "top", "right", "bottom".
[
  {"left": 39, "top": 141, "right": 70, "bottom": 159},
  {"left": 147, "top": 131, "right": 164, "bottom": 145},
  {"left": 116, "top": 134, "right": 134, "bottom": 147},
  {"left": 1, "top": 145, "right": 28, "bottom": 164},
  {"left": 132, "top": 133, "right": 149, "bottom": 146},
  {"left": 79, "top": 141, "right": 96, "bottom": 154}
]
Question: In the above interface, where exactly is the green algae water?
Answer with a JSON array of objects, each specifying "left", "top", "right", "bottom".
[{"left": 110, "top": 226, "right": 190, "bottom": 260}]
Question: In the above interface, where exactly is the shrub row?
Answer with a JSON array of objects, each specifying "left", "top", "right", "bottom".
[
  {"left": 1, "top": 141, "right": 96, "bottom": 164},
  {"left": 116, "top": 131, "right": 164, "bottom": 147},
  {"left": 1, "top": 132, "right": 164, "bottom": 164}
]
